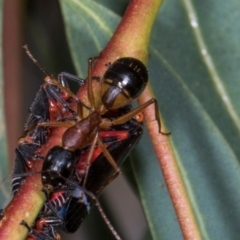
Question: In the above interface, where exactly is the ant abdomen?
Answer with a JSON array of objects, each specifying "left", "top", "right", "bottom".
[{"left": 101, "top": 57, "right": 148, "bottom": 109}]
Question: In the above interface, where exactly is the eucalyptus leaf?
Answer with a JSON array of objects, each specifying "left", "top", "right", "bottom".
[
  {"left": 59, "top": 0, "right": 120, "bottom": 77},
  {"left": 59, "top": 0, "right": 240, "bottom": 240}
]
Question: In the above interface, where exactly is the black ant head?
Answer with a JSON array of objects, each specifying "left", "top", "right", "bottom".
[
  {"left": 101, "top": 57, "right": 148, "bottom": 110},
  {"left": 42, "top": 146, "right": 76, "bottom": 189}
]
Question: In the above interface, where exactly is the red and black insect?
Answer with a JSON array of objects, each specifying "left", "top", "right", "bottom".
[
  {"left": 11, "top": 70, "right": 86, "bottom": 196},
  {"left": 0, "top": 69, "right": 84, "bottom": 237},
  {"left": 11, "top": 46, "right": 87, "bottom": 197}
]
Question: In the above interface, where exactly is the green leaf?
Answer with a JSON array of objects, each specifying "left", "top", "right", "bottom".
[
  {"left": 59, "top": 0, "right": 120, "bottom": 77},
  {"left": 139, "top": 0, "right": 240, "bottom": 239},
  {"left": 0, "top": 0, "right": 11, "bottom": 208},
  {"left": 59, "top": 0, "right": 240, "bottom": 239}
]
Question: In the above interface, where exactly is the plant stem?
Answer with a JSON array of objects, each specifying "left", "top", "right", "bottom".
[{"left": 81, "top": 0, "right": 202, "bottom": 239}]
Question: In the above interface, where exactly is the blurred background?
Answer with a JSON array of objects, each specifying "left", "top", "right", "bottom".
[{"left": 2, "top": 1, "right": 149, "bottom": 239}]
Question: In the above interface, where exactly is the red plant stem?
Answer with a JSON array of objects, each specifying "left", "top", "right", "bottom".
[{"left": 139, "top": 86, "right": 201, "bottom": 240}]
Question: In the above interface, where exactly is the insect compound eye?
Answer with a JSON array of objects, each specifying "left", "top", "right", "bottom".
[
  {"left": 42, "top": 146, "right": 76, "bottom": 189},
  {"left": 101, "top": 57, "right": 148, "bottom": 109}
]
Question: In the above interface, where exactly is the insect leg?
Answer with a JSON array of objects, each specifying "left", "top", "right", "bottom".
[
  {"left": 87, "top": 58, "right": 96, "bottom": 110},
  {"left": 109, "top": 98, "right": 170, "bottom": 135},
  {"left": 97, "top": 138, "right": 120, "bottom": 183},
  {"left": 20, "top": 220, "right": 60, "bottom": 240},
  {"left": 58, "top": 72, "right": 85, "bottom": 86},
  {"left": 37, "top": 121, "right": 74, "bottom": 128},
  {"left": 82, "top": 132, "right": 99, "bottom": 187},
  {"left": 45, "top": 84, "right": 77, "bottom": 117}
]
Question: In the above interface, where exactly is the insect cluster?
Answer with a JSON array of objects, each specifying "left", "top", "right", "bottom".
[{"left": 0, "top": 46, "right": 167, "bottom": 240}]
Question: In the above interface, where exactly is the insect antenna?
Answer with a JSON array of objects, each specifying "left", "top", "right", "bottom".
[{"left": 23, "top": 45, "right": 51, "bottom": 77}]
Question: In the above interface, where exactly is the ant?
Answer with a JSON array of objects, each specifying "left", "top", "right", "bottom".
[{"left": 29, "top": 54, "right": 169, "bottom": 191}]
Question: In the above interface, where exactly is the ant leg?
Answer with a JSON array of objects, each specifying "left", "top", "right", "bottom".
[
  {"left": 82, "top": 133, "right": 120, "bottom": 188},
  {"left": 97, "top": 139, "right": 120, "bottom": 182},
  {"left": 44, "top": 77, "right": 89, "bottom": 113},
  {"left": 62, "top": 178, "right": 122, "bottom": 240},
  {"left": 87, "top": 56, "right": 100, "bottom": 110},
  {"left": 92, "top": 196, "right": 122, "bottom": 240},
  {"left": 82, "top": 132, "right": 99, "bottom": 187},
  {"left": 45, "top": 76, "right": 78, "bottom": 102},
  {"left": 57, "top": 72, "right": 87, "bottom": 119},
  {"left": 59, "top": 72, "right": 99, "bottom": 119},
  {"left": 55, "top": 116, "right": 78, "bottom": 122},
  {"left": 37, "top": 121, "right": 74, "bottom": 128},
  {"left": 46, "top": 83, "right": 89, "bottom": 120},
  {"left": 72, "top": 183, "right": 122, "bottom": 240},
  {"left": 87, "top": 58, "right": 96, "bottom": 110},
  {"left": 76, "top": 99, "right": 84, "bottom": 120},
  {"left": 108, "top": 98, "right": 170, "bottom": 135}
]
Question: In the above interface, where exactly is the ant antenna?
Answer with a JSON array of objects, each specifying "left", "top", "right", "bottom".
[{"left": 23, "top": 45, "right": 50, "bottom": 76}]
